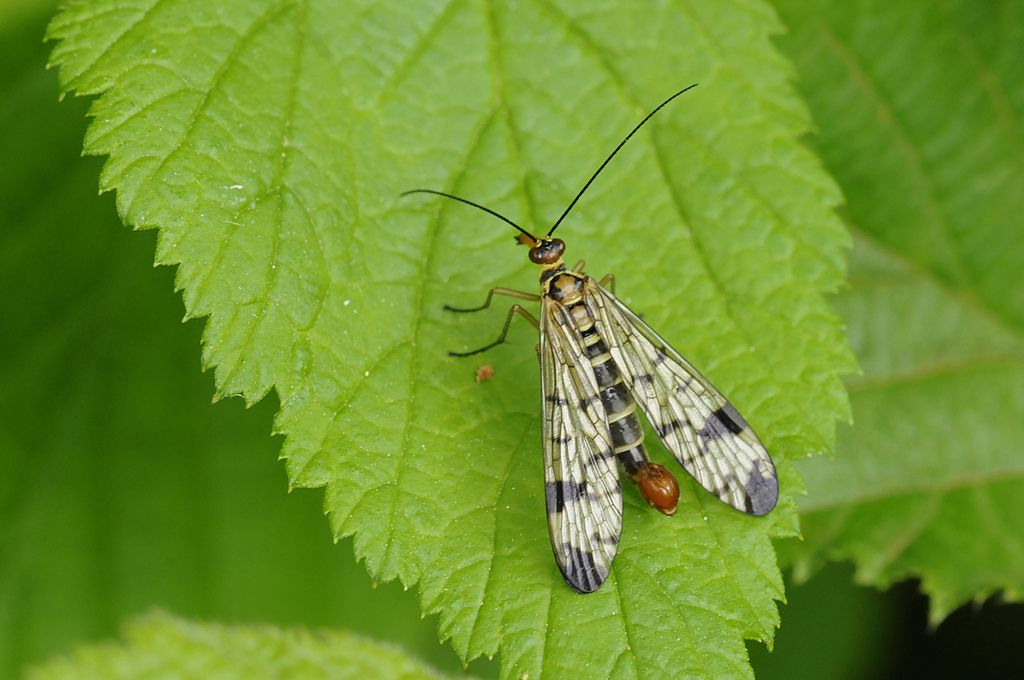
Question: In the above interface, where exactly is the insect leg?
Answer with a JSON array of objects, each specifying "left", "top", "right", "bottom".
[
  {"left": 444, "top": 287, "right": 539, "bottom": 313},
  {"left": 572, "top": 259, "right": 586, "bottom": 272},
  {"left": 449, "top": 305, "right": 539, "bottom": 357},
  {"left": 598, "top": 273, "right": 616, "bottom": 293}
]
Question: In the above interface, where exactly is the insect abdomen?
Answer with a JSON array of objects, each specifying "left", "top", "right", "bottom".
[
  {"left": 572, "top": 298, "right": 679, "bottom": 515},
  {"left": 574, "top": 306, "right": 643, "bottom": 449}
]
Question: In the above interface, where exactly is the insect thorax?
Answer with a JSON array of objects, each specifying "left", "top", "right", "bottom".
[{"left": 542, "top": 268, "right": 585, "bottom": 305}]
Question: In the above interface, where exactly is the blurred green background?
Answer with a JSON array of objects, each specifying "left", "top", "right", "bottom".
[{"left": 2, "top": 1, "right": 1022, "bottom": 678}]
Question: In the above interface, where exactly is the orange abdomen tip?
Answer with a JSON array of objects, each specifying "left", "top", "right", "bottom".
[{"left": 633, "top": 463, "right": 680, "bottom": 515}]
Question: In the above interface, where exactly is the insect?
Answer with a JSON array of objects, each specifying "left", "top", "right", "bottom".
[{"left": 403, "top": 84, "right": 778, "bottom": 593}]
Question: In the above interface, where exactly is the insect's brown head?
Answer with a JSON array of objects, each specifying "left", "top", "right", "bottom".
[{"left": 525, "top": 237, "right": 566, "bottom": 266}]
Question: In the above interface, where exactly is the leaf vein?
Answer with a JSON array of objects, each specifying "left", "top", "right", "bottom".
[
  {"left": 846, "top": 355, "right": 1024, "bottom": 393},
  {"left": 847, "top": 223, "right": 1024, "bottom": 340},
  {"left": 871, "top": 493, "right": 942, "bottom": 575},
  {"left": 528, "top": 0, "right": 762, "bottom": 346},
  {"left": 378, "top": 104, "right": 502, "bottom": 577},
  {"left": 121, "top": 0, "right": 295, "bottom": 222},
  {"left": 373, "top": 0, "right": 461, "bottom": 107},
  {"left": 802, "top": 468, "right": 1024, "bottom": 514},
  {"left": 971, "top": 485, "right": 1024, "bottom": 568},
  {"left": 62, "top": 0, "right": 169, "bottom": 92},
  {"left": 609, "top": 570, "right": 642, "bottom": 679},
  {"left": 815, "top": 17, "right": 970, "bottom": 286},
  {"left": 934, "top": 0, "right": 1024, "bottom": 151},
  {"left": 219, "top": 1, "right": 308, "bottom": 393},
  {"left": 466, "top": 418, "right": 533, "bottom": 653}
]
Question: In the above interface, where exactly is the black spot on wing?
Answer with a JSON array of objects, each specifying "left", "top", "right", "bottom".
[
  {"left": 578, "top": 393, "right": 601, "bottom": 412},
  {"left": 545, "top": 480, "right": 589, "bottom": 513},
  {"left": 674, "top": 379, "right": 693, "bottom": 396},
  {"left": 585, "top": 449, "right": 617, "bottom": 470},
  {"left": 632, "top": 373, "right": 654, "bottom": 388},
  {"left": 656, "top": 417, "right": 691, "bottom": 438},
  {"left": 720, "top": 402, "right": 750, "bottom": 430},
  {"left": 558, "top": 542, "right": 609, "bottom": 593},
  {"left": 741, "top": 463, "right": 779, "bottom": 516},
  {"left": 545, "top": 395, "right": 569, "bottom": 406},
  {"left": 699, "top": 406, "right": 746, "bottom": 441},
  {"left": 591, "top": 530, "right": 620, "bottom": 546}
]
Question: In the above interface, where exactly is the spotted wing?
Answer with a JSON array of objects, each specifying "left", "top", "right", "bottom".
[
  {"left": 587, "top": 281, "right": 778, "bottom": 515},
  {"left": 540, "top": 299, "right": 623, "bottom": 593}
]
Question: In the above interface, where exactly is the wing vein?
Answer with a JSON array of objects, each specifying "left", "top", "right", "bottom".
[
  {"left": 587, "top": 280, "right": 778, "bottom": 515},
  {"left": 541, "top": 299, "right": 623, "bottom": 592}
]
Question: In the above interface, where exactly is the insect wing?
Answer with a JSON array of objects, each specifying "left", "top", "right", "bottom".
[
  {"left": 540, "top": 301, "right": 623, "bottom": 593},
  {"left": 587, "top": 282, "right": 778, "bottom": 515}
]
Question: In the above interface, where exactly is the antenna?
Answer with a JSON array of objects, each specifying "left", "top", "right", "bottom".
[
  {"left": 400, "top": 189, "right": 539, "bottom": 243},
  {"left": 546, "top": 83, "right": 698, "bottom": 237}
]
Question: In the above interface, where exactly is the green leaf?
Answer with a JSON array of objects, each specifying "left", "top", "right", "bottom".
[
  {"left": 0, "top": 6, "right": 481, "bottom": 676},
  {"left": 28, "top": 612, "right": 466, "bottom": 680},
  {"left": 772, "top": 0, "right": 1024, "bottom": 619},
  {"left": 47, "top": 0, "right": 854, "bottom": 676}
]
